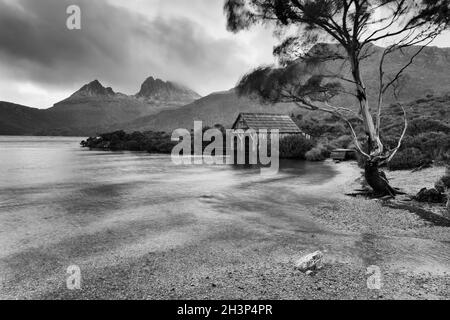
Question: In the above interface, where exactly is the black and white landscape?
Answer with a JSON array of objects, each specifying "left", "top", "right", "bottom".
[{"left": 0, "top": 0, "right": 449, "bottom": 302}]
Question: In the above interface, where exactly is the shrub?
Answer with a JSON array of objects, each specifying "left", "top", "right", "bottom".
[
  {"left": 129, "top": 131, "right": 146, "bottom": 142},
  {"left": 387, "top": 148, "right": 431, "bottom": 171},
  {"left": 125, "top": 140, "right": 141, "bottom": 151},
  {"left": 407, "top": 118, "right": 450, "bottom": 136},
  {"left": 101, "top": 130, "right": 126, "bottom": 141},
  {"left": 279, "top": 135, "right": 314, "bottom": 159},
  {"left": 306, "top": 145, "right": 328, "bottom": 161},
  {"left": 329, "top": 135, "right": 353, "bottom": 149},
  {"left": 403, "top": 132, "right": 450, "bottom": 159},
  {"left": 82, "top": 129, "right": 178, "bottom": 154},
  {"left": 435, "top": 170, "right": 450, "bottom": 193},
  {"left": 380, "top": 134, "right": 401, "bottom": 151},
  {"left": 294, "top": 118, "right": 349, "bottom": 138},
  {"left": 436, "top": 150, "right": 450, "bottom": 165},
  {"left": 442, "top": 175, "right": 450, "bottom": 189}
]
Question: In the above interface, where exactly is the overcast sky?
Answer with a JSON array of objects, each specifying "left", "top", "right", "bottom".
[{"left": 0, "top": 0, "right": 449, "bottom": 109}]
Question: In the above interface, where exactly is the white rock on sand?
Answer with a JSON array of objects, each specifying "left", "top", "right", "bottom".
[{"left": 295, "top": 251, "right": 324, "bottom": 272}]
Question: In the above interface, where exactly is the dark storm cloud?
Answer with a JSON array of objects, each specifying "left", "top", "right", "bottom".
[
  {"left": 0, "top": 0, "right": 126, "bottom": 70},
  {"left": 0, "top": 0, "right": 252, "bottom": 103}
]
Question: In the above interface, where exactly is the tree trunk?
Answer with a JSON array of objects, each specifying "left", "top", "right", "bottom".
[
  {"left": 348, "top": 50, "right": 383, "bottom": 157},
  {"left": 364, "top": 160, "right": 401, "bottom": 196},
  {"left": 348, "top": 48, "right": 401, "bottom": 197}
]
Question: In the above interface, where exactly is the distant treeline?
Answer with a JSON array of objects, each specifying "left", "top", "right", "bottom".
[{"left": 81, "top": 130, "right": 176, "bottom": 153}]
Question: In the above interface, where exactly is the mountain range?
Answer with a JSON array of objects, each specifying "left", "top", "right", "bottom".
[
  {"left": 1, "top": 44, "right": 449, "bottom": 136},
  {"left": 0, "top": 77, "right": 201, "bottom": 136}
]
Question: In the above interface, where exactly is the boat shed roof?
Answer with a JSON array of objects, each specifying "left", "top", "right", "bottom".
[{"left": 232, "top": 113, "right": 303, "bottom": 134}]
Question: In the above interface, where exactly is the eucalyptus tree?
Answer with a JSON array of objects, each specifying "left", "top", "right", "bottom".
[{"left": 224, "top": 0, "right": 450, "bottom": 195}]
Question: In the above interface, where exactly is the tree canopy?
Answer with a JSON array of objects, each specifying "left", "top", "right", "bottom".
[
  {"left": 225, "top": 0, "right": 450, "bottom": 161},
  {"left": 224, "top": 0, "right": 450, "bottom": 195}
]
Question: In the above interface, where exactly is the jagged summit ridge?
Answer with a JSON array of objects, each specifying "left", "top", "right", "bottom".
[
  {"left": 71, "top": 80, "right": 115, "bottom": 98},
  {"left": 136, "top": 76, "right": 201, "bottom": 102}
]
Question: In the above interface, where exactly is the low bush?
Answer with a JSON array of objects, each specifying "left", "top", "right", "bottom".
[
  {"left": 294, "top": 118, "right": 350, "bottom": 139},
  {"left": 387, "top": 148, "right": 431, "bottom": 171},
  {"left": 407, "top": 118, "right": 450, "bottom": 136},
  {"left": 279, "top": 135, "right": 314, "bottom": 159},
  {"left": 305, "top": 145, "right": 329, "bottom": 161},
  {"left": 81, "top": 130, "right": 177, "bottom": 154},
  {"left": 435, "top": 175, "right": 450, "bottom": 194},
  {"left": 442, "top": 175, "right": 450, "bottom": 188},
  {"left": 125, "top": 140, "right": 141, "bottom": 151},
  {"left": 403, "top": 132, "right": 450, "bottom": 160},
  {"left": 329, "top": 135, "right": 353, "bottom": 149}
]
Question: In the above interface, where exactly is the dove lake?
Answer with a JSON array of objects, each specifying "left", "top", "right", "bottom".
[{"left": 0, "top": 136, "right": 448, "bottom": 299}]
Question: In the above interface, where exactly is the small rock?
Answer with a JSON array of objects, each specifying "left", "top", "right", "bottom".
[
  {"left": 295, "top": 251, "right": 324, "bottom": 272},
  {"left": 414, "top": 188, "right": 446, "bottom": 203},
  {"left": 305, "top": 270, "right": 313, "bottom": 276}
]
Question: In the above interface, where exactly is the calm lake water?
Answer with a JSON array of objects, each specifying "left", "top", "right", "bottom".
[
  {"left": 0, "top": 136, "right": 337, "bottom": 259},
  {"left": 0, "top": 136, "right": 448, "bottom": 298},
  {"left": 0, "top": 137, "right": 338, "bottom": 222}
]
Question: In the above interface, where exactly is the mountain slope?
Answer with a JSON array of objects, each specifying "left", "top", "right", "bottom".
[
  {"left": 69, "top": 79, "right": 116, "bottom": 98},
  {"left": 123, "top": 44, "right": 450, "bottom": 133},
  {"left": 47, "top": 80, "right": 151, "bottom": 132},
  {"left": 0, "top": 102, "right": 54, "bottom": 135},
  {"left": 136, "top": 76, "right": 201, "bottom": 104},
  {"left": 120, "top": 89, "right": 299, "bottom": 132},
  {"left": 0, "top": 78, "right": 201, "bottom": 136},
  {"left": 365, "top": 45, "right": 450, "bottom": 102},
  {"left": 46, "top": 78, "right": 201, "bottom": 135},
  {"left": 312, "top": 43, "right": 450, "bottom": 107}
]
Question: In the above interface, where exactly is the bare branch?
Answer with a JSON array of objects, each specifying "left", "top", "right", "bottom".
[
  {"left": 376, "top": 44, "right": 394, "bottom": 136},
  {"left": 382, "top": 37, "right": 437, "bottom": 95},
  {"left": 376, "top": 32, "right": 438, "bottom": 136},
  {"left": 292, "top": 98, "right": 370, "bottom": 158},
  {"left": 361, "top": 0, "right": 408, "bottom": 43},
  {"left": 379, "top": 104, "right": 408, "bottom": 165}
]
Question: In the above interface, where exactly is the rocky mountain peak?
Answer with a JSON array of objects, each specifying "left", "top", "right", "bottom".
[
  {"left": 136, "top": 76, "right": 201, "bottom": 102},
  {"left": 71, "top": 80, "right": 115, "bottom": 98}
]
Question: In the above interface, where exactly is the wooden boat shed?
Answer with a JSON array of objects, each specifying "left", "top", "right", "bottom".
[{"left": 231, "top": 113, "right": 310, "bottom": 140}]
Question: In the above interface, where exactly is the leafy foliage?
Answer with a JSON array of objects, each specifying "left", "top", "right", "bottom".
[
  {"left": 295, "top": 94, "right": 450, "bottom": 167},
  {"left": 305, "top": 145, "right": 329, "bottom": 161},
  {"left": 81, "top": 130, "right": 176, "bottom": 154},
  {"left": 380, "top": 95, "right": 450, "bottom": 166},
  {"left": 279, "top": 134, "right": 315, "bottom": 159},
  {"left": 387, "top": 148, "right": 431, "bottom": 170}
]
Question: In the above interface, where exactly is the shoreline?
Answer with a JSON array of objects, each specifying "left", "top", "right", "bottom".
[{"left": 1, "top": 159, "right": 449, "bottom": 300}]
